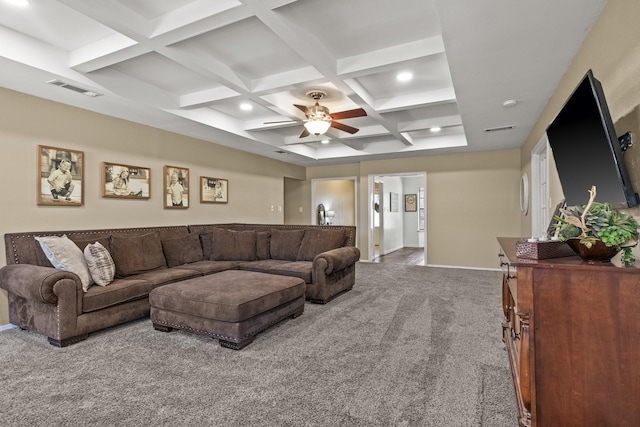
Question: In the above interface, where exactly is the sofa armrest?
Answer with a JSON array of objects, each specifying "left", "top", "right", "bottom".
[
  {"left": 0, "top": 264, "right": 82, "bottom": 305},
  {"left": 313, "top": 246, "right": 361, "bottom": 275}
]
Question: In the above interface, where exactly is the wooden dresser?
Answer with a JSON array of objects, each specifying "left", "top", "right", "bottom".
[{"left": 498, "top": 237, "right": 640, "bottom": 427}]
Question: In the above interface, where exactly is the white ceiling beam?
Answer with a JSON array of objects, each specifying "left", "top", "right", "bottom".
[
  {"left": 179, "top": 87, "right": 241, "bottom": 109},
  {"left": 375, "top": 88, "right": 456, "bottom": 113},
  {"left": 337, "top": 37, "right": 445, "bottom": 77}
]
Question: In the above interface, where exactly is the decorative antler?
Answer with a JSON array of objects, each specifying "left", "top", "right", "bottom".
[{"left": 559, "top": 185, "right": 597, "bottom": 236}]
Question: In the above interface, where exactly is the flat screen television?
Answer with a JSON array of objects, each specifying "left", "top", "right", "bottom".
[{"left": 546, "top": 69, "right": 638, "bottom": 208}]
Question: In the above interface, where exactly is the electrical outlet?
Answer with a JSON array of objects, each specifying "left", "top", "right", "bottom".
[
  {"left": 270, "top": 205, "right": 274, "bottom": 211},
  {"left": 277, "top": 205, "right": 282, "bottom": 212},
  {"left": 298, "top": 206, "right": 303, "bottom": 213}
]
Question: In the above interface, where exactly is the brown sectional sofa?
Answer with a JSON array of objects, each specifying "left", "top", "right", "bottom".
[{"left": 0, "top": 223, "right": 360, "bottom": 347}]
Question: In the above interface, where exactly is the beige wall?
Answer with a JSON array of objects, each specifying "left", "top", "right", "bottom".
[
  {"left": 306, "top": 149, "right": 523, "bottom": 269},
  {"left": 0, "top": 87, "right": 305, "bottom": 324},
  {"left": 520, "top": 0, "right": 640, "bottom": 236}
]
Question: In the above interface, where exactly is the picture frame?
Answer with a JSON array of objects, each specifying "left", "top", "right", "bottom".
[
  {"left": 200, "top": 176, "right": 228, "bottom": 203},
  {"left": 37, "top": 145, "right": 84, "bottom": 206},
  {"left": 405, "top": 194, "right": 417, "bottom": 212},
  {"left": 102, "top": 162, "right": 150, "bottom": 199},
  {"left": 164, "top": 165, "right": 189, "bottom": 208}
]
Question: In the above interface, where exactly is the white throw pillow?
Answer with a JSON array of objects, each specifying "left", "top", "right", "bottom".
[
  {"left": 84, "top": 242, "right": 115, "bottom": 287},
  {"left": 35, "top": 235, "right": 93, "bottom": 291}
]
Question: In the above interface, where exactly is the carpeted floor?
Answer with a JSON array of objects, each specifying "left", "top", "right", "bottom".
[{"left": 0, "top": 262, "right": 516, "bottom": 426}]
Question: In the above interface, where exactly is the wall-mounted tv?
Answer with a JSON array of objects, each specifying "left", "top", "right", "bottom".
[{"left": 546, "top": 69, "right": 638, "bottom": 208}]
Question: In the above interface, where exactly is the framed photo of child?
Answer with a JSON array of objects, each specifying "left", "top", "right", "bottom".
[
  {"left": 37, "top": 145, "right": 84, "bottom": 206},
  {"left": 164, "top": 165, "right": 189, "bottom": 209},
  {"left": 200, "top": 176, "right": 228, "bottom": 203},
  {"left": 102, "top": 163, "right": 151, "bottom": 199}
]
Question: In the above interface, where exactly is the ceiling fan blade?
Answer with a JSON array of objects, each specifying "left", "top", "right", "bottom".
[
  {"left": 331, "top": 121, "right": 359, "bottom": 134},
  {"left": 330, "top": 108, "right": 367, "bottom": 120},
  {"left": 299, "top": 128, "right": 310, "bottom": 138},
  {"left": 263, "top": 120, "right": 298, "bottom": 124},
  {"left": 294, "top": 104, "right": 310, "bottom": 116}
]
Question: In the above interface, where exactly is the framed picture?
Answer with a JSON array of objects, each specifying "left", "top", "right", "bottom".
[
  {"left": 37, "top": 145, "right": 84, "bottom": 206},
  {"left": 102, "top": 162, "right": 150, "bottom": 199},
  {"left": 405, "top": 194, "right": 417, "bottom": 212},
  {"left": 200, "top": 176, "right": 228, "bottom": 203},
  {"left": 164, "top": 165, "right": 189, "bottom": 208}
]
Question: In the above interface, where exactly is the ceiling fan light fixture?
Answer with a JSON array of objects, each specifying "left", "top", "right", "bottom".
[{"left": 304, "top": 119, "right": 331, "bottom": 135}]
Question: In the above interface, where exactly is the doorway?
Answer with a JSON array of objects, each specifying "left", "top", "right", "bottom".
[
  {"left": 311, "top": 177, "right": 357, "bottom": 226},
  {"left": 368, "top": 172, "right": 427, "bottom": 263}
]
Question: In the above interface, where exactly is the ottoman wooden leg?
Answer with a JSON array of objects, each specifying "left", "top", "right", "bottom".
[
  {"left": 219, "top": 336, "right": 254, "bottom": 350},
  {"left": 153, "top": 323, "right": 174, "bottom": 333}
]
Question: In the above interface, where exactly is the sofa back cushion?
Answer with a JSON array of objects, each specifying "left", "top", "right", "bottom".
[
  {"left": 256, "top": 231, "right": 271, "bottom": 260},
  {"left": 296, "top": 228, "right": 346, "bottom": 261},
  {"left": 270, "top": 229, "right": 305, "bottom": 261},
  {"left": 161, "top": 233, "right": 204, "bottom": 267},
  {"left": 110, "top": 231, "right": 167, "bottom": 277},
  {"left": 211, "top": 228, "right": 257, "bottom": 261}
]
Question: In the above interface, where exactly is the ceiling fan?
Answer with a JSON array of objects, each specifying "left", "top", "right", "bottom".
[{"left": 265, "top": 91, "right": 367, "bottom": 138}]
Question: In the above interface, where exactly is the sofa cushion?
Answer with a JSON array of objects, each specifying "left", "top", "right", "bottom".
[
  {"left": 199, "top": 232, "right": 213, "bottom": 260},
  {"left": 238, "top": 259, "right": 290, "bottom": 274},
  {"left": 211, "top": 228, "right": 257, "bottom": 261},
  {"left": 269, "top": 261, "right": 313, "bottom": 283},
  {"left": 296, "top": 229, "right": 346, "bottom": 261},
  {"left": 173, "top": 260, "right": 243, "bottom": 275},
  {"left": 71, "top": 236, "right": 112, "bottom": 253},
  {"left": 270, "top": 229, "right": 305, "bottom": 261},
  {"left": 84, "top": 242, "right": 116, "bottom": 287},
  {"left": 126, "top": 267, "right": 201, "bottom": 288},
  {"left": 161, "top": 233, "right": 204, "bottom": 268},
  {"left": 110, "top": 231, "right": 167, "bottom": 277},
  {"left": 82, "top": 278, "right": 153, "bottom": 313},
  {"left": 34, "top": 235, "right": 93, "bottom": 291},
  {"left": 256, "top": 231, "right": 271, "bottom": 260}
]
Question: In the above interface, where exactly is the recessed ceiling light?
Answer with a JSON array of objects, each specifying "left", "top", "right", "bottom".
[
  {"left": 239, "top": 102, "right": 253, "bottom": 111},
  {"left": 5, "top": 0, "right": 29, "bottom": 6},
  {"left": 503, "top": 99, "right": 517, "bottom": 107},
  {"left": 430, "top": 127, "right": 442, "bottom": 133},
  {"left": 321, "top": 139, "right": 330, "bottom": 144},
  {"left": 396, "top": 72, "right": 413, "bottom": 82}
]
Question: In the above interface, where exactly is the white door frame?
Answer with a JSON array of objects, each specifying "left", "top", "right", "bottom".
[
  {"left": 531, "top": 134, "right": 550, "bottom": 238},
  {"left": 367, "top": 172, "right": 427, "bottom": 262}
]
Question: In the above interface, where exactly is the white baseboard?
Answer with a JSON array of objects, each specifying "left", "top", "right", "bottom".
[
  {"left": 426, "top": 263, "right": 501, "bottom": 272},
  {"left": 0, "top": 324, "right": 17, "bottom": 332}
]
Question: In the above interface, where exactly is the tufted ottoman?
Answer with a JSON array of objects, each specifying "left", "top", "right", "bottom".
[{"left": 149, "top": 270, "right": 305, "bottom": 349}]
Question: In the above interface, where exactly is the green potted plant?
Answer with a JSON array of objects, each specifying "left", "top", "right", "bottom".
[{"left": 554, "top": 186, "right": 639, "bottom": 264}]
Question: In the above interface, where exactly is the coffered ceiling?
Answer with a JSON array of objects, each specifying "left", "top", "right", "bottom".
[{"left": 0, "top": 0, "right": 606, "bottom": 166}]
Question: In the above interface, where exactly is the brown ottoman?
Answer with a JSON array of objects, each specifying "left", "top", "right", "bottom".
[{"left": 149, "top": 270, "right": 305, "bottom": 349}]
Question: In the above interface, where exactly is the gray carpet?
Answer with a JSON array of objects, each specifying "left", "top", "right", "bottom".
[{"left": 0, "top": 262, "right": 516, "bottom": 427}]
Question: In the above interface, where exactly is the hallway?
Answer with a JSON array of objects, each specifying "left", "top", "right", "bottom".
[{"left": 372, "top": 247, "right": 425, "bottom": 266}]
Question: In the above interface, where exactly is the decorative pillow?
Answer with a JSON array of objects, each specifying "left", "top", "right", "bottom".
[
  {"left": 297, "top": 229, "right": 346, "bottom": 261},
  {"left": 84, "top": 242, "right": 116, "bottom": 287},
  {"left": 256, "top": 231, "right": 271, "bottom": 260},
  {"left": 162, "top": 233, "right": 204, "bottom": 267},
  {"left": 270, "top": 229, "right": 305, "bottom": 261},
  {"left": 110, "top": 231, "right": 167, "bottom": 277},
  {"left": 35, "top": 235, "right": 93, "bottom": 291},
  {"left": 211, "top": 228, "right": 257, "bottom": 261}
]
